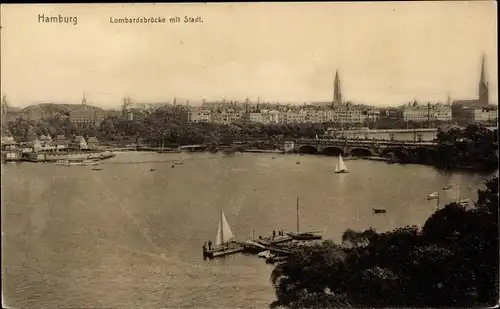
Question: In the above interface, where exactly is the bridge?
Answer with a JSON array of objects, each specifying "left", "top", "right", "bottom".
[
  {"left": 289, "top": 139, "right": 438, "bottom": 157},
  {"left": 146, "top": 138, "right": 439, "bottom": 157}
]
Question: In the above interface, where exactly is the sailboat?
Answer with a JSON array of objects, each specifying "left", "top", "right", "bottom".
[
  {"left": 203, "top": 210, "right": 243, "bottom": 259},
  {"left": 455, "top": 184, "right": 470, "bottom": 206},
  {"left": 215, "top": 210, "right": 235, "bottom": 247},
  {"left": 335, "top": 154, "right": 348, "bottom": 174},
  {"left": 287, "top": 197, "right": 322, "bottom": 241}
]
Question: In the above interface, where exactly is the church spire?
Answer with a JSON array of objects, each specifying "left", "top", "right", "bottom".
[
  {"left": 333, "top": 70, "right": 342, "bottom": 107},
  {"left": 480, "top": 53, "right": 486, "bottom": 83},
  {"left": 81, "top": 92, "right": 87, "bottom": 105},
  {"left": 479, "top": 54, "right": 489, "bottom": 105}
]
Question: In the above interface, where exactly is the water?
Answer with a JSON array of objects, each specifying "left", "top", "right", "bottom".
[{"left": 2, "top": 151, "right": 495, "bottom": 308}]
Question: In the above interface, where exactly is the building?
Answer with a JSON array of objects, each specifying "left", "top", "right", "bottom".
[
  {"left": 1, "top": 95, "right": 22, "bottom": 124},
  {"left": 70, "top": 136, "right": 88, "bottom": 150},
  {"left": 188, "top": 109, "right": 212, "bottom": 123},
  {"left": 452, "top": 105, "right": 498, "bottom": 124},
  {"left": 87, "top": 137, "right": 99, "bottom": 150},
  {"left": 69, "top": 94, "right": 105, "bottom": 127},
  {"left": 401, "top": 102, "right": 452, "bottom": 123},
  {"left": 211, "top": 109, "right": 242, "bottom": 125},
  {"left": 249, "top": 112, "right": 264, "bottom": 123},
  {"left": 431, "top": 103, "right": 453, "bottom": 122}
]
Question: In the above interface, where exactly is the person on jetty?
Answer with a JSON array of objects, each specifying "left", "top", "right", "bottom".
[
  {"left": 208, "top": 240, "right": 212, "bottom": 251},
  {"left": 202, "top": 242, "right": 207, "bottom": 253},
  {"left": 273, "top": 230, "right": 276, "bottom": 238}
]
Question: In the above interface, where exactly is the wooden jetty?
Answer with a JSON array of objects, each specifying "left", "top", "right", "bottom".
[
  {"left": 204, "top": 241, "right": 244, "bottom": 259},
  {"left": 256, "top": 235, "right": 293, "bottom": 246}
]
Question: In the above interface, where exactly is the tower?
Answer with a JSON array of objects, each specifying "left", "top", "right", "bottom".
[
  {"left": 479, "top": 54, "right": 489, "bottom": 105},
  {"left": 1, "top": 95, "right": 7, "bottom": 125},
  {"left": 81, "top": 92, "right": 87, "bottom": 105},
  {"left": 333, "top": 70, "right": 342, "bottom": 107}
]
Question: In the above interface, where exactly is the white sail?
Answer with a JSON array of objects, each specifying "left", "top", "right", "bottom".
[
  {"left": 215, "top": 210, "right": 234, "bottom": 246},
  {"left": 335, "top": 154, "right": 348, "bottom": 172}
]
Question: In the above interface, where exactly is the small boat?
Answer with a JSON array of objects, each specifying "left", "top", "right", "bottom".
[
  {"left": 458, "top": 199, "right": 471, "bottom": 206},
  {"left": 287, "top": 232, "right": 322, "bottom": 240},
  {"left": 266, "top": 255, "right": 288, "bottom": 264},
  {"left": 92, "top": 167, "right": 103, "bottom": 171},
  {"left": 203, "top": 210, "right": 243, "bottom": 259},
  {"left": 442, "top": 185, "right": 453, "bottom": 191},
  {"left": 373, "top": 208, "right": 387, "bottom": 214},
  {"left": 243, "top": 240, "right": 267, "bottom": 254},
  {"left": 257, "top": 250, "right": 273, "bottom": 259},
  {"left": 286, "top": 197, "right": 322, "bottom": 241},
  {"left": 426, "top": 192, "right": 439, "bottom": 200},
  {"left": 296, "top": 161, "right": 301, "bottom": 165},
  {"left": 150, "top": 168, "right": 155, "bottom": 172},
  {"left": 174, "top": 161, "right": 184, "bottom": 165},
  {"left": 334, "top": 154, "right": 348, "bottom": 174}
]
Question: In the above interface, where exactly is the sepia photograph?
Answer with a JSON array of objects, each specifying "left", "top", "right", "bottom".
[{"left": 1, "top": 2, "right": 498, "bottom": 308}]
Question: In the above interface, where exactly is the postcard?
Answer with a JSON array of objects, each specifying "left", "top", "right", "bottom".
[{"left": 1, "top": 2, "right": 498, "bottom": 308}]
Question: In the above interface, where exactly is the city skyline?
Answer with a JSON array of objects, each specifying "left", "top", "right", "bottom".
[{"left": 1, "top": 2, "right": 498, "bottom": 108}]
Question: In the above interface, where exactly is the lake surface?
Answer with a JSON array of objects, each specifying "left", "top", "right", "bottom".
[{"left": 2, "top": 151, "right": 496, "bottom": 308}]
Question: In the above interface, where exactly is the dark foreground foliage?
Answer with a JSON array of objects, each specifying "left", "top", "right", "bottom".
[{"left": 270, "top": 177, "right": 499, "bottom": 308}]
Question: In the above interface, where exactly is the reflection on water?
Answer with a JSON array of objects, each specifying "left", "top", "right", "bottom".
[{"left": 2, "top": 152, "right": 495, "bottom": 308}]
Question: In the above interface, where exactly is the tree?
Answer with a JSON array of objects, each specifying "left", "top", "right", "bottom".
[{"left": 270, "top": 177, "right": 499, "bottom": 308}]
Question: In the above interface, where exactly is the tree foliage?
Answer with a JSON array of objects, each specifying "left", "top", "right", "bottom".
[{"left": 271, "top": 177, "right": 499, "bottom": 308}]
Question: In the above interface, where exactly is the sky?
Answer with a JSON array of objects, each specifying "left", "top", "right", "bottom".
[{"left": 0, "top": 2, "right": 498, "bottom": 109}]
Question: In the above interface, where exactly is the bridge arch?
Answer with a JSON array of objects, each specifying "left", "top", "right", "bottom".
[
  {"left": 348, "top": 147, "right": 373, "bottom": 157},
  {"left": 321, "top": 146, "right": 344, "bottom": 156},
  {"left": 381, "top": 146, "right": 403, "bottom": 157},
  {"left": 297, "top": 145, "right": 319, "bottom": 154}
]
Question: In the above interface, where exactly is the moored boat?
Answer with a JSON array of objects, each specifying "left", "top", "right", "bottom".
[
  {"left": 286, "top": 197, "right": 323, "bottom": 241},
  {"left": 426, "top": 192, "right": 439, "bottom": 200},
  {"left": 287, "top": 232, "right": 322, "bottom": 241},
  {"left": 243, "top": 240, "right": 267, "bottom": 254},
  {"left": 56, "top": 159, "right": 99, "bottom": 166}
]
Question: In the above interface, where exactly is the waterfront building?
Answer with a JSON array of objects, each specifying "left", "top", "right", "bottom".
[
  {"left": 70, "top": 136, "right": 88, "bottom": 150},
  {"left": 364, "top": 109, "right": 381, "bottom": 122},
  {"left": 87, "top": 137, "right": 99, "bottom": 150},
  {"left": 69, "top": 94, "right": 105, "bottom": 127},
  {"left": 432, "top": 103, "right": 453, "bottom": 122},
  {"left": 402, "top": 103, "right": 430, "bottom": 122},
  {"left": 452, "top": 105, "right": 498, "bottom": 124},
  {"left": 401, "top": 102, "right": 452, "bottom": 123},
  {"left": 211, "top": 108, "right": 242, "bottom": 125},
  {"left": 188, "top": 108, "right": 212, "bottom": 123}
]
